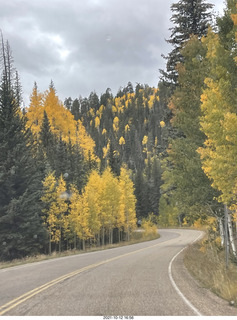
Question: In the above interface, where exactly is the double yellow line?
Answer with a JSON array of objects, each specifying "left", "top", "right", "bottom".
[{"left": 0, "top": 240, "right": 164, "bottom": 316}]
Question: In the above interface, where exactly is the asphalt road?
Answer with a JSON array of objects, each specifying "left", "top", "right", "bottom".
[{"left": 0, "top": 229, "right": 236, "bottom": 316}]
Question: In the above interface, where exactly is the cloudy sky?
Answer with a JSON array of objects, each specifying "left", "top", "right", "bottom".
[{"left": 0, "top": 0, "right": 225, "bottom": 106}]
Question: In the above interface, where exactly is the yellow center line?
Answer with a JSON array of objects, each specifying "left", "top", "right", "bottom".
[{"left": 0, "top": 236, "right": 178, "bottom": 316}]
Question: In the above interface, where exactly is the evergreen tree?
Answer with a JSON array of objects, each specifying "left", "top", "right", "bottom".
[
  {"left": 71, "top": 98, "right": 80, "bottom": 121},
  {"left": 0, "top": 37, "right": 46, "bottom": 260},
  {"left": 39, "top": 110, "right": 56, "bottom": 169},
  {"left": 160, "top": 0, "right": 213, "bottom": 86}
]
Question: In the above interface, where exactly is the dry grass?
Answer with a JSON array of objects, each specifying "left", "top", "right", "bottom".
[
  {"left": 184, "top": 237, "right": 237, "bottom": 306},
  {"left": 0, "top": 230, "right": 159, "bottom": 270}
]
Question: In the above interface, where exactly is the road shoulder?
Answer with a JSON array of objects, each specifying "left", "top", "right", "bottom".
[{"left": 172, "top": 248, "right": 237, "bottom": 316}]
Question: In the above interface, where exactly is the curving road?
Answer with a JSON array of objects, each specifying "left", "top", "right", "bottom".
[{"left": 0, "top": 229, "right": 236, "bottom": 316}]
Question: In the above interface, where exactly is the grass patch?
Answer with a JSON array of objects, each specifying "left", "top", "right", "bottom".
[
  {"left": 184, "top": 236, "right": 237, "bottom": 306},
  {"left": 0, "top": 230, "right": 159, "bottom": 270}
]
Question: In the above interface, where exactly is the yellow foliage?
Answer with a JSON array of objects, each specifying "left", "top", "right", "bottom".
[
  {"left": 113, "top": 116, "right": 119, "bottom": 132},
  {"left": 125, "top": 124, "right": 130, "bottom": 132},
  {"left": 68, "top": 185, "right": 91, "bottom": 240},
  {"left": 148, "top": 95, "right": 155, "bottom": 109},
  {"left": 142, "top": 135, "right": 148, "bottom": 145},
  {"left": 112, "top": 105, "right": 117, "bottom": 113},
  {"left": 160, "top": 121, "right": 165, "bottom": 128},
  {"left": 94, "top": 116, "right": 100, "bottom": 128},
  {"left": 141, "top": 214, "right": 157, "bottom": 238},
  {"left": 231, "top": 13, "right": 237, "bottom": 25},
  {"left": 119, "top": 167, "right": 137, "bottom": 234},
  {"left": 26, "top": 85, "right": 96, "bottom": 162},
  {"left": 119, "top": 136, "right": 125, "bottom": 145},
  {"left": 103, "top": 142, "right": 110, "bottom": 159},
  {"left": 41, "top": 173, "right": 68, "bottom": 244}
]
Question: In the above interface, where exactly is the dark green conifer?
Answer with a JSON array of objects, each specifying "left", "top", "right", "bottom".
[
  {"left": 160, "top": 0, "right": 213, "bottom": 86},
  {"left": 0, "top": 36, "right": 46, "bottom": 260}
]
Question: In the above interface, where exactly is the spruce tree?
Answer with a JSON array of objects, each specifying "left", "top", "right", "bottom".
[
  {"left": 0, "top": 37, "right": 46, "bottom": 260},
  {"left": 39, "top": 110, "right": 56, "bottom": 170},
  {"left": 160, "top": 0, "right": 213, "bottom": 86}
]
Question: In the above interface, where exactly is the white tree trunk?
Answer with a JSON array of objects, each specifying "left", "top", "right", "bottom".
[
  {"left": 227, "top": 212, "right": 237, "bottom": 257},
  {"left": 218, "top": 217, "right": 224, "bottom": 246}
]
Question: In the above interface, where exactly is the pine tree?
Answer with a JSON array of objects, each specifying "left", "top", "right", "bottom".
[
  {"left": 39, "top": 110, "right": 56, "bottom": 169},
  {"left": 0, "top": 37, "right": 46, "bottom": 260},
  {"left": 160, "top": 0, "right": 213, "bottom": 86}
]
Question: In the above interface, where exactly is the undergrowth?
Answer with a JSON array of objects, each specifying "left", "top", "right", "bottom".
[
  {"left": 184, "top": 236, "right": 237, "bottom": 306},
  {"left": 0, "top": 228, "right": 159, "bottom": 270}
]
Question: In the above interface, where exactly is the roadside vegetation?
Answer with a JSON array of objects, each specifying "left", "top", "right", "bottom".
[
  {"left": 0, "top": 214, "right": 159, "bottom": 270},
  {"left": 183, "top": 221, "right": 237, "bottom": 306}
]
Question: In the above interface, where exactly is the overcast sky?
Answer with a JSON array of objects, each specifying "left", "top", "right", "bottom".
[{"left": 0, "top": 0, "right": 225, "bottom": 106}]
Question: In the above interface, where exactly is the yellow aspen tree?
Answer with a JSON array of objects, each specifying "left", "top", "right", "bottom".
[
  {"left": 53, "top": 175, "right": 68, "bottom": 252},
  {"left": 68, "top": 184, "right": 91, "bottom": 250},
  {"left": 142, "top": 135, "right": 148, "bottom": 156},
  {"left": 94, "top": 116, "right": 100, "bottom": 131},
  {"left": 26, "top": 82, "right": 44, "bottom": 134},
  {"left": 67, "top": 184, "right": 79, "bottom": 249},
  {"left": 119, "top": 136, "right": 125, "bottom": 145},
  {"left": 113, "top": 116, "right": 119, "bottom": 132},
  {"left": 41, "top": 171, "right": 57, "bottom": 255},
  {"left": 148, "top": 95, "right": 155, "bottom": 109},
  {"left": 119, "top": 167, "right": 137, "bottom": 241},
  {"left": 101, "top": 168, "right": 120, "bottom": 244},
  {"left": 198, "top": 29, "right": 237, "bottom": 206},
  {"left": 43, "top": 85, "right": 76, "bottom": 139},
  {"left": 125, "top": 124, "right": 130, "bottom": 132},
  {"left": 83, "top": 170, "right": 102, "bottom": 244}
]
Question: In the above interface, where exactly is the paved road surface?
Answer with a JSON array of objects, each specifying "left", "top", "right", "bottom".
[{"left": 0, "top": 229, "right": 236, "bottom": 316}]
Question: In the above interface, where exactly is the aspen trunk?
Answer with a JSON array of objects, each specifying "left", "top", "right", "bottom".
[
  {"left": 102, "top": 226, "right": 105, "bottom": 246},
  {"left": 227, "top": 212, "right": 237, "bottom": 257},
  {"left": 82, "top": 239, "right": 85, "bottom": 251},
  {"left": 74, "top": 233, "right": 77, "bottom": 249},
  {"left": 218, "top": 217, "right": 224, "bottom": 247},
  {"left": 110, "top": 229, "right": 113, "bottom": 244},
  {"left": 59, "top": 226, "right": 62, "bottom": 252},
  {"left": 224, "top": 204, "right": 229, "bottom": 268},
  {"left": 49, "top": 228, "right": 52, "bottom": 255},
  {"left": 96, "top": 233, "right": 100, "bottom": 247}
]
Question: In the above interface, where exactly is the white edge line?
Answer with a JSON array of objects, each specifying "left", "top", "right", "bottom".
[{"left": 168, "top": 232, "right": 204, "bottom": 316}]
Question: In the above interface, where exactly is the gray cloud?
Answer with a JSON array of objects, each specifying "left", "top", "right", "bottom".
[{"left": 0, "top": 0, "right": 225, "bottom": 105}]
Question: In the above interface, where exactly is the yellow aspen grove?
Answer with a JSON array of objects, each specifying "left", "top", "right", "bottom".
[
  {"left": 198, "top": 29, "right": 237, "bottom": 206},
  {"left": 26, "top": 84, "right": 97, "bottom": 162},
  {"left": 119, "top": 167, "right": 137, "bottom": 241}
]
